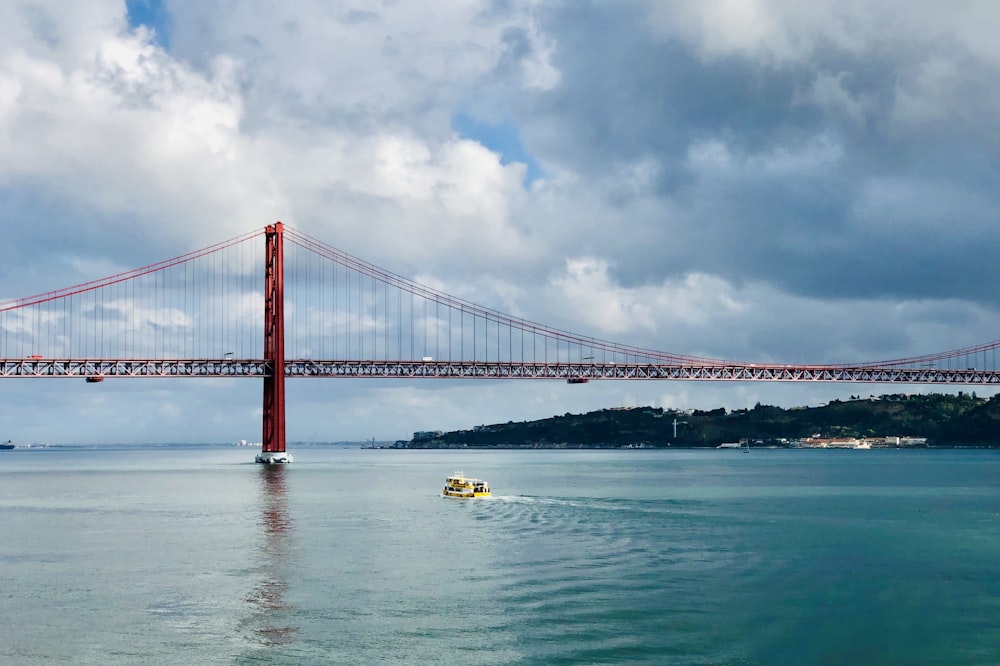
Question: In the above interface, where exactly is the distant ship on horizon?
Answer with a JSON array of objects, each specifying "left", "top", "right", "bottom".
[{"left": 1, "top": 440, "right": 14, "bottom": 450}]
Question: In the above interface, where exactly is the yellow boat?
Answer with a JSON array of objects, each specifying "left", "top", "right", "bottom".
[{"left": 442, "top": 471, "right": 491, "bottom": 498}]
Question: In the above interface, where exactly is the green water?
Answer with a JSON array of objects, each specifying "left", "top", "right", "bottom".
[{"left": 1, "top": 446, "right": 998, "bottom": 664}]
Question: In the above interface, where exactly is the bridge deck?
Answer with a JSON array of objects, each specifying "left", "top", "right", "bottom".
[{"left": 2, "top": 359, "right": 998, "bottom": 384}]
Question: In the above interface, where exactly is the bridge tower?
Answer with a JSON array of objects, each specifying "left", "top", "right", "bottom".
[{"left": 257, "top": 222, "right": 292, "bottom": 464}]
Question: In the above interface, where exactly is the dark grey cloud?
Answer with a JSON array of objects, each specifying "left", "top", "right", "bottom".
[
  {"left": 526, "top": 3, "right": 819, "bottom": 183},
  {"left": 0, "top": 187, "right": 181, "bottom": 298},
  {"left": 19, "top": 4, "right": 60, "bottom": 49},
  {"left": 478, "top": 1, "right": 1000, "bottom": 307}
]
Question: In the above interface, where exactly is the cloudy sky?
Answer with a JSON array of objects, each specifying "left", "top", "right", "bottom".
[{"left": 2, "top": 0, "right": 999, "bottom": 444}]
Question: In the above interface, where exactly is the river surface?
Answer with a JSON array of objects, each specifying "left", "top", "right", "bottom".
[{"left": 1, "top": 445, "right": 998, "bottom": 664}]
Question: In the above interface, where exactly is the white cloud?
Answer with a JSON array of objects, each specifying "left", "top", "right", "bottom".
[
  {"left": 0, "top": 24, "right": 272, "bottom": 244},
  {"left": 647, "top": 0, "right": 855, "bottom": 62},
  {"left": 0, "top": 0, "right": 125, "bottom": 65},
  {"left": 0, "top": 6, "right": 538, "bottom": 269},
  {"left": 549, "top": 258, "right": 746, "bottom": 336},
  {"left": 168, "top": 0, "right": 553, "bottom": 127}
]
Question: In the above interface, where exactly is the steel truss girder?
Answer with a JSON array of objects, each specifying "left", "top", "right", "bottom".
[
  {"left": 0, "top": 359, "right": 269, "bottom": 378},
  {"left": 283, "top": 360, "right": 1000, "bottom": 385},
  {"left": 3, "top": 359, "right": 1000, "bottom": 385}
]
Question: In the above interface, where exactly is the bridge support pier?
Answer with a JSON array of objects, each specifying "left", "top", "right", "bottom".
[{"left": 258, "top": 222, "right": 292, "bottom": 464}]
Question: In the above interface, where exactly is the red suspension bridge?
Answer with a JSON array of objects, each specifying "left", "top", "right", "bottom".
[{"left": 2, "top": 223, "right": 1000, "bottom": 460}]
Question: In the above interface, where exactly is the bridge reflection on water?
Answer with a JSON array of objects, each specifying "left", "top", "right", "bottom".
[{"left": 245, "top": 465, "right": 298, "bottom": 646}]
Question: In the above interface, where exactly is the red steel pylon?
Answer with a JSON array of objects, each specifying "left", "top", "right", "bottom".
[{"left": 261, "top": 222, "right": 286, "bottom": 457}]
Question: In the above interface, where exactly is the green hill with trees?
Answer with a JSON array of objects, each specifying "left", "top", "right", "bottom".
[{"left": 403, "top": 392, "right": 1000, "bottom": 448}]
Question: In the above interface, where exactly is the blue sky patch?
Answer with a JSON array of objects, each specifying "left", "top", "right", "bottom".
[
  {"left": 452, "top": 112, "right": 542, "bottom": 185},
  {"left": 125, "top": 0, "right": 171, "bottom": 49}
]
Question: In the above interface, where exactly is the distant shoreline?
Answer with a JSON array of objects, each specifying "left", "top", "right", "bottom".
[
  {"left": 377, "top": 443, "right": 999, "bottom": 450},
  {"left": 396, "top": 394, "right": 1000, "bottom": 450}
]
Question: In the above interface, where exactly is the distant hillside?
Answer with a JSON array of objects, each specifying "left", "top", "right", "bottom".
[{"left": 404, "top": 392, "right": 999, "bottom": 448}]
